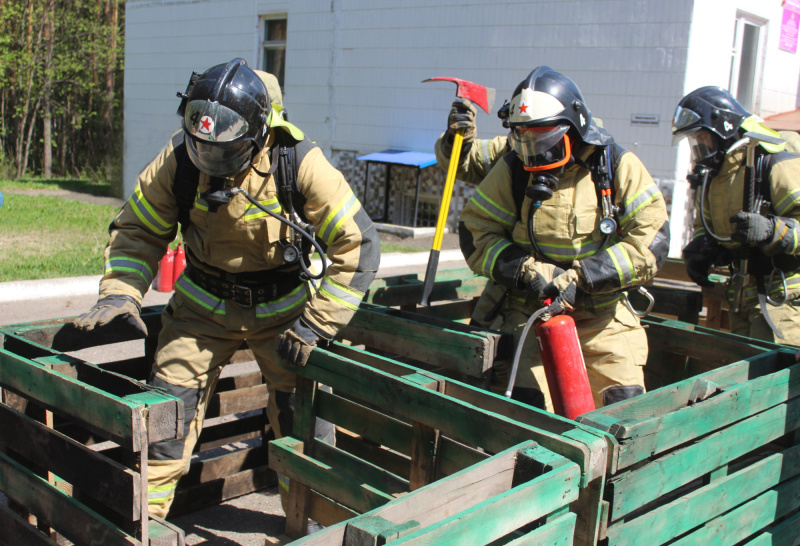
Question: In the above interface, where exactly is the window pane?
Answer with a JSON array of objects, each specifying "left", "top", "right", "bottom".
[
  {"left": 737, "top": 23, "right": 759, "bottom": 110},
  {"left": 266, "top": 19, "right": 286, "bottom": 42},
  {"left": 264, "top": 47, "right": 285, "bottom": 89}
]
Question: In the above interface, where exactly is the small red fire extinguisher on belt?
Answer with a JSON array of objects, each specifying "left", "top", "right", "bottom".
[
  {"left": 173, "top": 242, "right": 186, "bottom": 285},
  {"left": 506, "top": 298, "right": 595, "bottom": 420},
  {"left": 156, "top": 248, "right": 176, "bottom": 292}
]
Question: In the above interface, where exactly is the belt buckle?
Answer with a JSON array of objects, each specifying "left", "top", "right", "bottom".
[{"left": 232, "top": 285, "right": 253, "bottom": 307}]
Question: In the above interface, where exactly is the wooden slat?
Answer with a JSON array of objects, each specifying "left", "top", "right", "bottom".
[
  {"left": 270, "top": 437, "right": 395, "bottom": 514},
  {"left": 340, "top": 307, "right": 494, "bottom": 377},
  {"left": 0, "top": 348, "right": 155, "bottom": 451},
  {"left": 0, "top": 452, "right": 137, "bottom": 546},
  {"left": 313, "top": 441, "right": 408, "bottom": 496},
  {"left": 606, "top": 443, "right": 800, "bottom": 544},
  {"left": 0, "top": 403, "right": 140, "bottom": 520},
  {"left": 147, "top": 516, "right": 185, "bottom": 546},
  {"left": 608, "top": 396, "right": 800, "bottom": 520},
  {"left": 741, "top": 509, "right": 800, "bottom": 546},
  {"left": 611, "top": 358, "right": 800, "bottom": 469},
  {"left": 297, "top": 346, "right": 598, "bottom": 483},
  {"left": 195, "top": 413, "right": 266, "bottom": 452},
  {"left": 669, "top": 474, "right": 800, "bottom": 546},
  {"left": 169, "top": 465, "right": 276, "bottom": 517},
  {"left": 508, "top": 511, "right": 577, "bottom": 545},
  {"left": 182, "top": 445, "right": 267, "bottom": 486},
  {"left": 204, "top": 383, "right": 268, "bottom": 418},
  {"left": 0, "top": 503, "right": 58, "bottom": 545}
]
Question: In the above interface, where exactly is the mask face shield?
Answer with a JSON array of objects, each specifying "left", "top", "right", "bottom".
[
  {"left": 185, "top": 135, "right": 254, "bottom": 177},
  {"left": 509, "top": 124, "right": 571, "bottom": 171},
  {"left": 184, "top": 100, "right": 251, "bottom": 143},
  {"left": 671, "top": 106, "right": 701, "bottom": 145}
]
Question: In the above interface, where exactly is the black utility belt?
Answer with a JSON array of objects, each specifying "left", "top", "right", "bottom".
[{"left": 185, "top": 263, "right": 302, "bottom": 307}]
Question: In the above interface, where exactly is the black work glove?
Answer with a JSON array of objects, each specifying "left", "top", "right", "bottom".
[
  {"left": 73, "top": 295, "right": 148, "bottom": 336},
  {"left": 542, "top": 269, "right": 582, "bottom": 312},
  {"left": 447, "top": 98, "right": 478, "bottom": 146},
  {"left": 729, "top": 212, "right": 775, "bottom": 246},
  {"left": 278, "top": 318, "right": 319, "bottom": 368},
  {"left": 682, "top": 237, "right": 715, "bottom": 287}
]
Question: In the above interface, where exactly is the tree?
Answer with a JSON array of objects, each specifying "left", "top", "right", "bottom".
[{"left": 0, "top": 0, "right": 125, "bottom": 187}]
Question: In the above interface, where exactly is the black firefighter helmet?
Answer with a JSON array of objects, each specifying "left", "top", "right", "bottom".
[
  {"left": 498, "top": 66, "right": 612, "bottom": 172},
  {"left": 672, "top": 86, "right": 750, "bottom": 169},
  {"left": 177, "top": 58, "right": 272, "bottom": 177}
]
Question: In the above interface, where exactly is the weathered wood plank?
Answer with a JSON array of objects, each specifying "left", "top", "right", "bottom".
[
  {"left": 269, "top": 437, "right": 394, "bottom": 514},
  {"left": 0, "top": 503, "right": 58, "bottom": 545},
  {"left": 740, "top": 508, "right": 800, "bottom": 546},
  {"left": 0, "top": 403, "right": 140, "bottom": 520},
  {"left": 334, "top": 428, "right": 412, "bottom": 480},
  {"left": 606, "top": 443, "right": 800, "bottom": 544},
  {"left": 204, "top": 383, "right": 268, "bottom": 417},
  {"left": 147, "top": 515, "right": 186, "bottom": 546},
  {"left": 340, "top": 307, "right": 494, "bottom": 377},
  {"left": 313, "top": 440, "right": 408, "bottom": 497},
  {"left": 0, "top": 451, "right": 138, "bottom": 546},
  {"left": 168, "top": 466, "right": 275, "bottom": 517},
  {"left": 669, "top": 474, "right": 800, "bottom": 546},
  {"left": 292, "top": 346, "right": 595, "bottom": 481},
  {"left": 506, "top": 511, "right": 577, "bottom": 545},
  {"left": 608, "top": 396, "right": 800, "bottom": 520},
  {"left": 181, "top": 445, "right": 268, "bottom": 486}
]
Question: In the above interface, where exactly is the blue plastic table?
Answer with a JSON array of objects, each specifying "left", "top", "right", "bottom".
[{"left": 356, "top": 149, "right": 438, "bottom": 226}]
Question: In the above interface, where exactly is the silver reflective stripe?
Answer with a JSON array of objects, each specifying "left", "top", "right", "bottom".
[
  {"left": 319, "top": 278, "right": 362, "bottom": 311},
  {"left": 620, "top": 185, "right": 659, "bottom": 225},
  {"left": 105, "top": 257, "right": 155, "bottom": 285},
  {"left": 481, "top": 140, "right": 492, "bottom": 174},
  {"left": 130, "top": 187, "right": 174, "bottom": 236},
  {"left": 245, "top": 197, "right": 282, "bottom": 220},
  {"left": 607, "top": 244, "right": 635, "bottom": 286},
  {"left": 255, "top": 283, "right": 309, "bottom": 318},
  {"left": 174, "top": 276, "right": 226, "bottom": 314},
  {"left": 318, "top": 190, "right": 359, "bottom": 244},
  {"left": 148, "top": 483, "right": 177, "bottom": 503},
  {"left": 774, "top": 189, "right": 800, "bottom": 216},
  {"left": 471, "top": 189, "right": 516, "bottom": 227}
]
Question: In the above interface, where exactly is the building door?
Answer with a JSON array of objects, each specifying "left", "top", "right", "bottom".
[{"left": 729, "top": 12, "right": 768, "bottom": 113}]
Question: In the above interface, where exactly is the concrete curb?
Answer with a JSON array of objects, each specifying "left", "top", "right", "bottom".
[{"left": 0, "top": 250, "right": 465, "bottom": 303}]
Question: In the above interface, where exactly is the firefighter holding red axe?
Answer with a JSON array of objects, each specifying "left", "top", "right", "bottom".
[{"left": 453, "top": 67, "right": 670, "bottom": 413}]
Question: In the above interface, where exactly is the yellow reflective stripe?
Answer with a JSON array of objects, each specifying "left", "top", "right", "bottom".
[
  {"left": 105, "top": 257, "right": 155, "bottom": 285},
  {"left": 471, "top": 188, "right": 516, "bottom": 227},
  {"left": 481, "top": 240, "right": 511, "bottom": 280},
  {"left": 148, "top": 483, "right": 176, "bottom": 503},
  {"left": 174, "top": 276, "right": 226, "bottom": 314},
  {"left": 130, "top": 187, "right": 174, "bottom": 236},
  {"left": 320, "top": 277, "right": 362, "bottom": 311},
  {"left": 245, "top": 197, "right": 282, "bottom": 220},
  {"left": 255, "top": 283, "right": 309, "bottom": 318}
]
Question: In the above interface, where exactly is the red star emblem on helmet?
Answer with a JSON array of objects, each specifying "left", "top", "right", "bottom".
[
  {"left": 199, "top": 115, "right": 214, "bottom": 134},
  {"left": 519, "top": 103, "right": 528, "bottom": 114}
]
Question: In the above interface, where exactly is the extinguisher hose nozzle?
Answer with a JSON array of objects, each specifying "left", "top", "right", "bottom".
[{"left": 505, "top": 306, "right": 549, "bottom": 398}]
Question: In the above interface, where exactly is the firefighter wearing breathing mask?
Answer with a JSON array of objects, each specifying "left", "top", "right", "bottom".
[
  {"left": 673, "top": 86, "right": 800, "bottom": 346},
  {"left": 73, "top": 58, "right": 380, "bottom": 517},
  {"left": 458, "top": 66, "right": 670, "bottom": 411}
]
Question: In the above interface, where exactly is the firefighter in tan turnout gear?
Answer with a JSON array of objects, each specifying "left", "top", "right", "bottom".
[
  {"left": 458, "top": 66, "right": 670, "bottom": 411},
  {"left": 673, "top": 86, "right": 800, "bottom": 346},
  {"left": 74, "top": 59, "right": 380, "bottom": 517}
]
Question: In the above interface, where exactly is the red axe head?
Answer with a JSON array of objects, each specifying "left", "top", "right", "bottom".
[{"left": 423, "top": 77, "right": 496, "bottom": 114}]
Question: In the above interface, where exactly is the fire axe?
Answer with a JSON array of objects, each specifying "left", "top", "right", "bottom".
[{"left": 419, "top": 77, "right": 495, "bottom": 306}]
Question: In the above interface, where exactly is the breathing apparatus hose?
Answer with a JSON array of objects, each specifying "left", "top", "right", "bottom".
[
  {"left": 505, "top": 305, "right": 550, "bottom": 397},
  {"left": 228, "top": 187, "right": 327, "bottom": 281}
]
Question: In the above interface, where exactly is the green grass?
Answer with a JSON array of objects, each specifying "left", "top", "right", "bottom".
[
  {"left": 1, "top": 177, "right": 114, "bottom": 196},
  {"left": 379, "top": 242, "right": 426, "bottom": 253},
  {"left": 0, "top": 189, "right": 118, "bottom": 281}
]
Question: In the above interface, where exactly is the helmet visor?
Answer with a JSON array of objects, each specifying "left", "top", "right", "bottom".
[
  {"left": 686, "top": 130, "right": 718, "bottom": 163},
  {"left": 671, "top": 106, "right": 701, "bottom": 143},
  {"left": 509, "top": 125, "right": 571, "bottom": 171},
  {"left": 186, "top": 136, "right": 254, "bottom": 177},
  {"left": 184, "top": 100, "right": 250, "bottom": 143}
]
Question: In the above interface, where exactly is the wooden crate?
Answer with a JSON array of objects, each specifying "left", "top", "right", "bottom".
[
  {"left": 577, "top": 348, "right": 800, "bottom": 545},
  {"left": 0, "top": 326, "right": 184, "bottom": 545},
  {"left": 285, "top": 440, "right": 580, "bottom": 545},
  {"left": 0, "top": 308, "right": 277, "bottom": 543},
  {"left": 269, "top": 342, "right": 611, "bottom": 545}
]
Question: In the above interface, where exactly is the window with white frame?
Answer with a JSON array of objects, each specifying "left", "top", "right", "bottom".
[
  {"left": 729, "top": 12, "right": 768, "bottom": 113},
  {"left": 261, "top": 16, "right": 287, "bottom": 92}
]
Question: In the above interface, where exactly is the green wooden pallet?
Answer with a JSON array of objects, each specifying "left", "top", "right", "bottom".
[{"left": 577, "top": 348, "right": 800, "bottom": 545}]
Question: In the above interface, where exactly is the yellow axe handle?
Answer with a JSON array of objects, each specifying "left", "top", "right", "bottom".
[{"left": 419, "top": 131, "right": 463, "bottom": 306}]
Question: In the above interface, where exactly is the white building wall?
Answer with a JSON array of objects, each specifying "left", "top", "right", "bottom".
[{"left": 124, "top": 0, "right": 799, "bottom": 258}]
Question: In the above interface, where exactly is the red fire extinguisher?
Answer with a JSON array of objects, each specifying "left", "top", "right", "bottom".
[
  {"left": 506, "top": 299, "right": 595, "bottom": 420},
  {"left": 172, "top": 242, "right": 186, "bottom": 285},
  {"left": 156, "top": 248, "right": 176, "bottom": 292}
]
